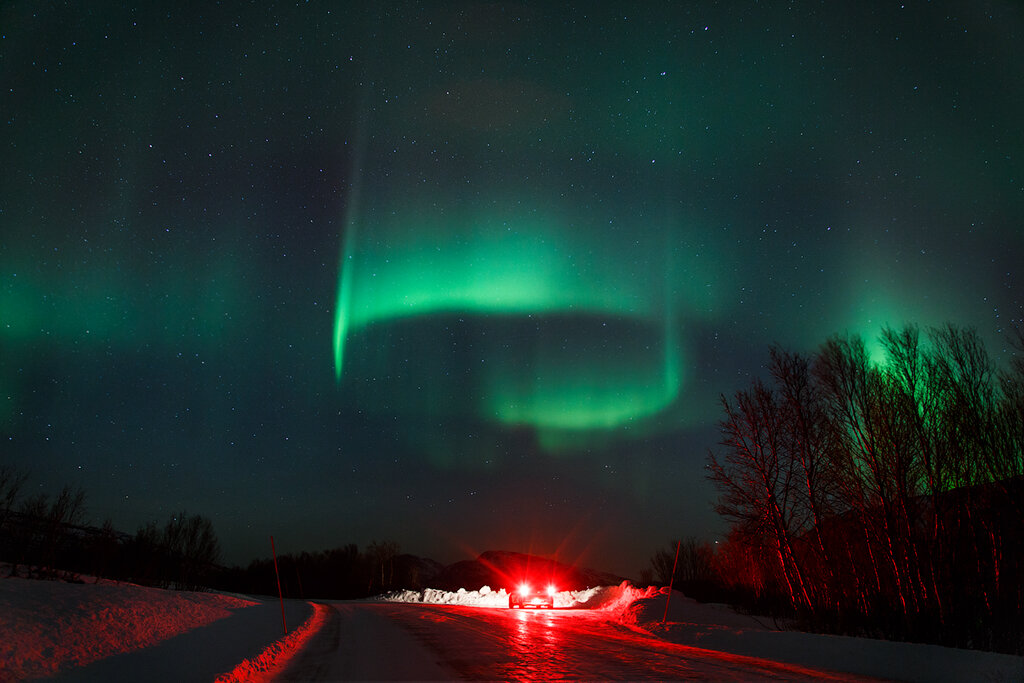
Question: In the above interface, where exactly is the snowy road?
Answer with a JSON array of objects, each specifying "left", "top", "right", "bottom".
[
  {"left": 6, "top": 579, "right": 1019, "bottom": 681},
  {"left": 276, "top": 602, "right": 882, "bottom": 681}
]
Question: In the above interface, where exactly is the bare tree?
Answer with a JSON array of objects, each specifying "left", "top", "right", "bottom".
[
  {"left": 708, "top": 380, "right": 813, "bottom": 612},
  {"left": 707, "top": 325, "right": 1024, "bottom": 650},
  {"left": 90, "top": 518, "right": 121, "bottom": 583},
  {"left": 42, "top": 486, "right": 87, "bottom": 577},
  {"left": 994, "top": 325, "right": 1024, "bottom": 497},
  {"left": 0, "top": 465, "right": 27, "bottom": 525},
  {"left": 162, "top": 511, "right": 221, "bottom": 590},
  {"left": 10, "top": 492, "right": 48, "bottom": 577},
  {"left": 815, "top": 333, "right": 927, "bottom": 620},
  {"left": 366, "top": 540, "right": 399, "bottom": 593},
  {"left": 770, "top": 346, "right": 840, "bottom": 608},
  {"left": 650, "top": 538, "right": 715, "bottom": 586},
  {"left": 0, "top": 465, "right": 28, "bottom": 572},
  {"left": 880, "top": 325, "right": 947, "bottom": 622},
  {"left": 928, "top": 324, "right": 1011, "bottom": 622},
  {"left": 8, "top": 485, "right": 86, "bottom": 578}
]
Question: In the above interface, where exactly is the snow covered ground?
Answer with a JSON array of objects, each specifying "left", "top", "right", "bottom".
[
  {"left": 2, "top": 576, "right": 1021, "bottom": 681},
  {"left": 0, "top": 576, "right": 316, "bottom": 681},
  {"left": 381, "top": 583, "right": 1024, "bottom": 683}
]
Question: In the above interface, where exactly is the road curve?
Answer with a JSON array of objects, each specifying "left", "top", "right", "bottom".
[{"left": 276, "top": 602, "right": 884, "bottom": 681}]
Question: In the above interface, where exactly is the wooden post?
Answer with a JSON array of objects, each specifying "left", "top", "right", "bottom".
[
  {"left": 271, "top": 535, "right": 288, "bottom": 634},
  {"left": 662, "top": 539, "right": 681, "bottom": 624}
]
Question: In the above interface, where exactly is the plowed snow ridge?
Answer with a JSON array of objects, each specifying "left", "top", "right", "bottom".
[{"left": 215, "top": 601, "right": 329, "bottom": 683}]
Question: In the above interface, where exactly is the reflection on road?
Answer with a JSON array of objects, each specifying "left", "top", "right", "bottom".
[
  {"left": 375, "top": 603, "right": 874, "bottom": 682},
  {"left": 508, "top": 609, "right": 561, "bottom": 680}
]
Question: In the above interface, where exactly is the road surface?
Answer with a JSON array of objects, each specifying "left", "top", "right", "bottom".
[{"left": 276, "top": 602, "right": 883, "bottom": 681}]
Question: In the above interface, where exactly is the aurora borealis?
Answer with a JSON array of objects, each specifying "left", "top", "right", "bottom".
[
  {"left": 332, "top": 202, "right": 684, "bottom": 443},
  {"left": 3, "top": 2, "right": 1023, "bottom": 576}
]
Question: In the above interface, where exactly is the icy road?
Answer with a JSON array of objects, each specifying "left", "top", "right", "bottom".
[{"left": 275, "top": 602, "right": 877, "bottom": 681}]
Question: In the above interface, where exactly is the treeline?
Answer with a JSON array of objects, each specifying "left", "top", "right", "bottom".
[
  {"left": 0, "top": 467, "right": 221, "bottom": 590},
  {"left": 212, "top": 540, "right": 428, "bottom": 600},
  {"left": 643, "top": 537, "right": 725, "bottom": 604},
  {"left": 706, "top": 324, "right": 1024, "bottom": 654},
  {"left": 0, "top": 469, "right": 421, "bottom": 599}
]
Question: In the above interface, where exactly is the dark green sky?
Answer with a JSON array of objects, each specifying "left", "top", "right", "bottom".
[{"left": 2, "top": 1, "right": 1022, "bottom": 577}]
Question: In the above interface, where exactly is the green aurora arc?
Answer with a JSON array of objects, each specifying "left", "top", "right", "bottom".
[{"left": 332, "top": 205, "right": 684, "bottom": 441}]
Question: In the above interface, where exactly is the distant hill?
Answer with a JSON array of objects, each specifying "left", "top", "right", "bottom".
[
  {"left": 431, "top": 550, "right": 626, "bottom": 592},
  {"left": 393, "top": 553, "right": 445, "bottom": 590}
]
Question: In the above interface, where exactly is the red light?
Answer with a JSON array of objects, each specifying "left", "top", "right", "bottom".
[
  {"left": 518, "top": 582, "right": 531, "bottom": 596},
  {"left": 546, "top": 584, "right": 556, "bottom": 596}
]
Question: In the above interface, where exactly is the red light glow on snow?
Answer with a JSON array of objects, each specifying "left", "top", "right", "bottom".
[
  {"left": 215, "top": 602, "right": 329, "bottom": 683},
  {"left": 508, "top": 609, "right": 565, "bottom": 679}
]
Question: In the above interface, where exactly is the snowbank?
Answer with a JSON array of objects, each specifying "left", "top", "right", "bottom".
[
  {"left": 0, "top": 575, "right": 322, "bottom": 682},
  {"left": 384, "top": 584, "right": 510, "bottom": 608},
  {"left": 380, "top": 580, "right": 649, "bottom": 611},
  {"left": 215, "top": 602, "right": 330, "bottom": 683},
  {"left": 0, "top": 576, "right": 256, "bottom": 680}
]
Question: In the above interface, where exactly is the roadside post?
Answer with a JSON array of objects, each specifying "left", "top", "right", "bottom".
[
  {"left": 271, "top": 535, "right": 288, "bottom": 634},
  {"left": 662, "top": 539, "right": 681, "bottom": 624}
]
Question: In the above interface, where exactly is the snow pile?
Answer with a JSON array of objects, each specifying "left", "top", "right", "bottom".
[
  {"left": 381, "top": 580, "right": 658, "bottom": 613},
  {"left": 0, "top": 576, "right": 256, "bottom": 680},
  {"left": 569, "top": 582, "right": 665, "bottom": 616},
  {"left": 615, "top": 585, "right": 771, "bottom": 629},
  {"left": 383, "top": 584, "right": 510, "bottom": 608}
]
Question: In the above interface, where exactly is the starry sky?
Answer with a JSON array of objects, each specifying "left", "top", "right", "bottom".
[{"left": 2, "top": 1, "right": 1022, "bottom": 578}]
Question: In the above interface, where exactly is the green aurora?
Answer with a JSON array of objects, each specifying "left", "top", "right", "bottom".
[{"left": 333, "top": 203, "right": 684, "bottom": 444}]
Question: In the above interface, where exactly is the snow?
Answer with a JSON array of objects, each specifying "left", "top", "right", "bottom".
[
  {"left": 216, "top": 602, "right": 330, "bottom": 683},
  {"left": 0, "top": 576, "right": 255, "bottom": 680},
  {"left": 379, "top": 582, "right": 651, "bottom": 611},
  {"left": 625, "top": 588, "right": 1024, "bottom": 683},
  {"left": 2, "top": 576, "right": 1021, "bottom": 682},
  {"left": 0, "top": 576, "right": 316, "bottom": 682},
  {"left": 381, "top": 582, "right": 1024, "bottom": 683},
  {"left": 274, "top": 603, "right": 459, "bottom": 681}
]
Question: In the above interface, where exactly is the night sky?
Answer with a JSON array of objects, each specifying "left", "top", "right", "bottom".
[{"left": 2, "top": 2, "right": 1022, "bottom": 578}]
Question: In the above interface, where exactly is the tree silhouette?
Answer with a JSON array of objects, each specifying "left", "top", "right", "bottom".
[{"left": 707, "top": 324, "right": 1024, "bottom": 652}]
